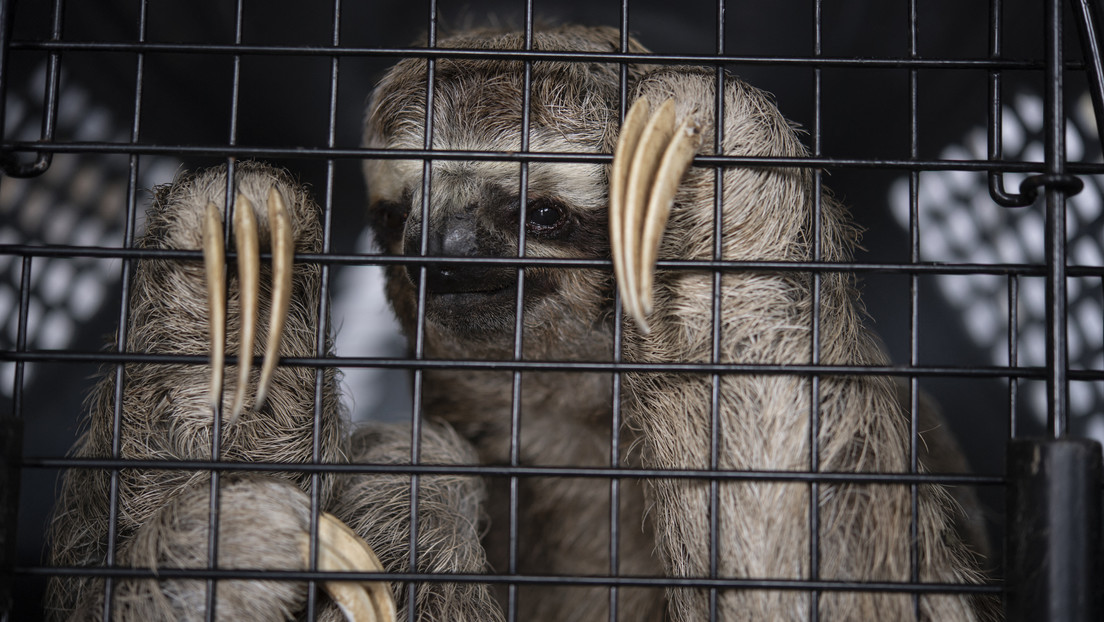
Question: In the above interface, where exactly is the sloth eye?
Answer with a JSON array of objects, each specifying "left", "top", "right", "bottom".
[
  {"left": 525, "top": 198, "right": 567, "bottom": 234},
  {"left": 374, "top": 200, "right": 409, "bottom": 231},
  {"left": 370, "top": 199, "right": 410, "bottom": 247}
]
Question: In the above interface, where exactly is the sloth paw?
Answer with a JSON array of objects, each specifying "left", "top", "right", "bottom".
[
  {"left": 115, "top": 477, "right": 395, "bottom": 622},
  {"left": 201, "top": 188, "right": 293, "bottom": 422},
  {"left": 609, "top": 98, "right": 702, "bottom": 334}
]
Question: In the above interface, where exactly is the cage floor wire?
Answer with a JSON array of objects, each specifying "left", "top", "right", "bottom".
[{"left": 1, "top": 0, "right": 1103, "bottom": 620}]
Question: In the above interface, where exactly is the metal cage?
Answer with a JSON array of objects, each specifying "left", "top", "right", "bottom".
[{"left": 1, "top": 0, "right": 1103, "bottom": 620}]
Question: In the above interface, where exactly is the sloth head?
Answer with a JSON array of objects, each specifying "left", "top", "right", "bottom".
[{"left": 363, "top": 26, "right": 651, "bottom": 358}]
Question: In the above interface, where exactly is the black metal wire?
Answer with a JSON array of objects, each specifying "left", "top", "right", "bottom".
[
  {"left": 20, "top": 565, "right": 1004, "bottom": 596},
  {"left": 906, "top": 2, "right": 922, "bottom": 617},
  {"left": 0, "top": 39, "right": 1070, "bottom": 68},
  {"left": 808, "top": 1, "right": 823, "bottom": 616},
  {"left": 708, "top": 2, "right": 726, "bottom": 619},
  {"left": 303, "top": 2, "right": 344, "bottom": 619}
]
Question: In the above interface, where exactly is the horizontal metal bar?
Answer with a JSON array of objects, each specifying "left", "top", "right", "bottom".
[
  {"left": 7, "top": 243, "right": 1104, "bottom": 280},
  {"left": 4, "top": 348, "right": 1093, "bottom": 381},
  {"left": 4, "top": 140, "right": 1104, "bottom": 176},
  {"left": 5, "top": 39, "right": 1057, "bottom": 71},
  {"left": 18, "top": 456, "right": 1007, "bottom": 485},
  {"left": 16, "top": 564, "right": 1003, "bottom": 594}
]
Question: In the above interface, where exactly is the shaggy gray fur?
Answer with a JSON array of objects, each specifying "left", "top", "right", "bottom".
[
  {"left": 364, "top": 25, "right": 1000, "bottom": 621},
  {"left": 47, "top": 162, "right": 501, "bottom": 621}
]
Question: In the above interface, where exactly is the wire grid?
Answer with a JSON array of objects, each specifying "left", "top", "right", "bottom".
[{"left": 1, "top": 0, "right": 1102, "bottom": 620}]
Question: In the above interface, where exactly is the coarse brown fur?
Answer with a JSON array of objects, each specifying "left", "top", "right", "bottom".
[
  {"left": 364, "top": 25, "right": 1000, "bottom": 621},
  {"left": 46, "top": 162, "right": 501, "bottom": 621}
]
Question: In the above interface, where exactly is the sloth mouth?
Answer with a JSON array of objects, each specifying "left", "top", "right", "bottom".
[
  {"left": 417, "top": 270, "right": 553, "bottom": 333},
  {"left": 424, "top": 285, "right": 517, "bottom": 333},
  {"left": 431, "top": 285, "right": 515, "bottom": 305}
]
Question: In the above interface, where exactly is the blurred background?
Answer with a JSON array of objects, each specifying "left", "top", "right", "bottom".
[{"left": 2, "top": 0, "right": 1101, "bottom": 618}]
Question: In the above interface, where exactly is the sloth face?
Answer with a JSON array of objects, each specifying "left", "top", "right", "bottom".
[
  {"left": 367, "top": 155, "right": 611, "bottom": 343},
  {"left": 363, "top": 27, "right": 645, "bottom": 354}
]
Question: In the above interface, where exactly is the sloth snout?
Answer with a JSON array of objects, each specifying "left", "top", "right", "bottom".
[{"left": 406, "top": 211, "right": 513, "bottom": 294}]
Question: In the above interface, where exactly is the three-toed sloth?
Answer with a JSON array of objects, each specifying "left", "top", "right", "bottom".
[{"left": 47, "top": 24, "right": 998, "bottom": 622}]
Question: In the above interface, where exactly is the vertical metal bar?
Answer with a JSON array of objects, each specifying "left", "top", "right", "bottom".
[
  {"left": 1005, "top": 1, "right": 1103, "bottom": 620},
  {"left": 0, "top": 413, "right": 19, "bottom": 621},
  {"left": 506, "top": 8, "right": 535, "bottom": 622},
  {"left": 906, "top": 2, "right": 921, "bottom": 618},
  {"left": 204, "top": 2, "right": 246, "bottom": 618},
  {"left": 808, "top": 3, "right": 823, "bottom": 619},
  {"left": 1044, "top": 0, "right": 1069, "bottom": 439},
  {"left": 1008, "top": 274, "right": 1019, "bottom": 438},
  {"left": 0, "top": 255, "right": 29, "bottom": 622},
  {"left": 0, "top": 0, "right": 16, "bottom": 143},
  {"left": 407, "top": 4, "right": 438, "bottom": 618},
  {"left": 304, "top": 3, "right": 343, "bottom": 620},
  {"left": 610, "top": 5, "right": 631, "bottom": 619},
  {"left": 0, "top": 2, "right": 27, "bottom": 614},
  {"left": 102, "top": 0, "right": 146, "bottom": 617},
  {"left": 708, "top": 3, "right": 726, "bottom": 620}
]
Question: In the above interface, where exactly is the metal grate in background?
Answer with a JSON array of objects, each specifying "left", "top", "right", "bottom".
[{"left": 0, "top": 0, "right": 1102, "bottom": 620}]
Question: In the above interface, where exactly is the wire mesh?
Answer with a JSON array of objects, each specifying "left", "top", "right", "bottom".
[{"left": 1, "top": 0, "right": 1102, "bottom": 620}]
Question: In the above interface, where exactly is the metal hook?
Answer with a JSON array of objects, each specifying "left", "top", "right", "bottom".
[
  {"left": 987, "top": 0, "right": 1099, "bottom": 208},
  {"left": 0, "top": 0, "right": 58, "bottom": 179}
]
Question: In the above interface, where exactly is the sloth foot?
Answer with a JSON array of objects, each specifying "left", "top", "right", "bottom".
[
  {"left": 200, "top": 182, "right": 394, "bottom": 622},
  {"left": 609, "top": 97, "right": 702, "bottom": 334}
]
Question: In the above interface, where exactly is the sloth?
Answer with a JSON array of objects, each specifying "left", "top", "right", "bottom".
[
  {"left": 362, "top": 24, "right": 999, "bottom": 622},
  {"left": 46, "top": 23, "right": 998, "bottom": 622}
]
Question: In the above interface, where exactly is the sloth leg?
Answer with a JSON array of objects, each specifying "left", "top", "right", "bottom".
[
  {"left": 330, "top": 420, "right": 505, "bottom": 622},
  {"left": 610, "top": 76, "right": 994, "bottom": 621},
  {"left": 47, "top": 163, "right": 392, "bottom": 621}
]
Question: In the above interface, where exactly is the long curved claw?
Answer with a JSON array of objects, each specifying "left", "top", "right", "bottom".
[
  {"left": 639, "top": 116, "right": 702, "bottom": 315},
  {"left": 298, "top": 512, "right": 397, "bottom": 622},
  {"left": 203, "top": 187, "right": 295, "bottom": 423},
  {"left": 203, "top": 202, "right": 227, "bottom": 410},
  {"left": 609, "top": 98, "right": 652, "bottom": 327},
  {"left": 609, "top": 98, "right": 702, "bottom": 334},
  {"left": 254, "top": 188, "right": 293, "bottom": 411},
  {"left": 230, "top": 193, "right": 260, "bottom": 423}
]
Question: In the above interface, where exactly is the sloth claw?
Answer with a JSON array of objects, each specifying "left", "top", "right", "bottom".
[
  {"left": 230, "top": 193, "right": 260, "bottom": 421},
  {"left": 298, "top": 512, "right": 397, "bottom": 622},
  {"left": 610, "top": 98, "right": 702, "bottom": 334},
  {"left": 200, "top": 188, "right": 294, "bottom": 423},
  {"left": 255, "top": 188, "right": 293, "bottom": 411},
  {"left": 203, "top": 202, "right": 227, "bottom": 411}
]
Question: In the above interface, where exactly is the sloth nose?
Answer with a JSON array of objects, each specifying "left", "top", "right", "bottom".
[{"left": 406, "top": 212, "right": 503, "bottom": 294}]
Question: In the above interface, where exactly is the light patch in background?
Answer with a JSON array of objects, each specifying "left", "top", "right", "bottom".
[
  {"left": 889, "top": 90, "right": 1104, "bottom": 443},
  {"left": 331, "top": 229, "right": 411, "bottom": 424},
  {"left": 0, "top": 65, "right": 410, "bottom": 424},
  {"left": 0, "top": 66, "right": 179, "bottom": 397}
]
